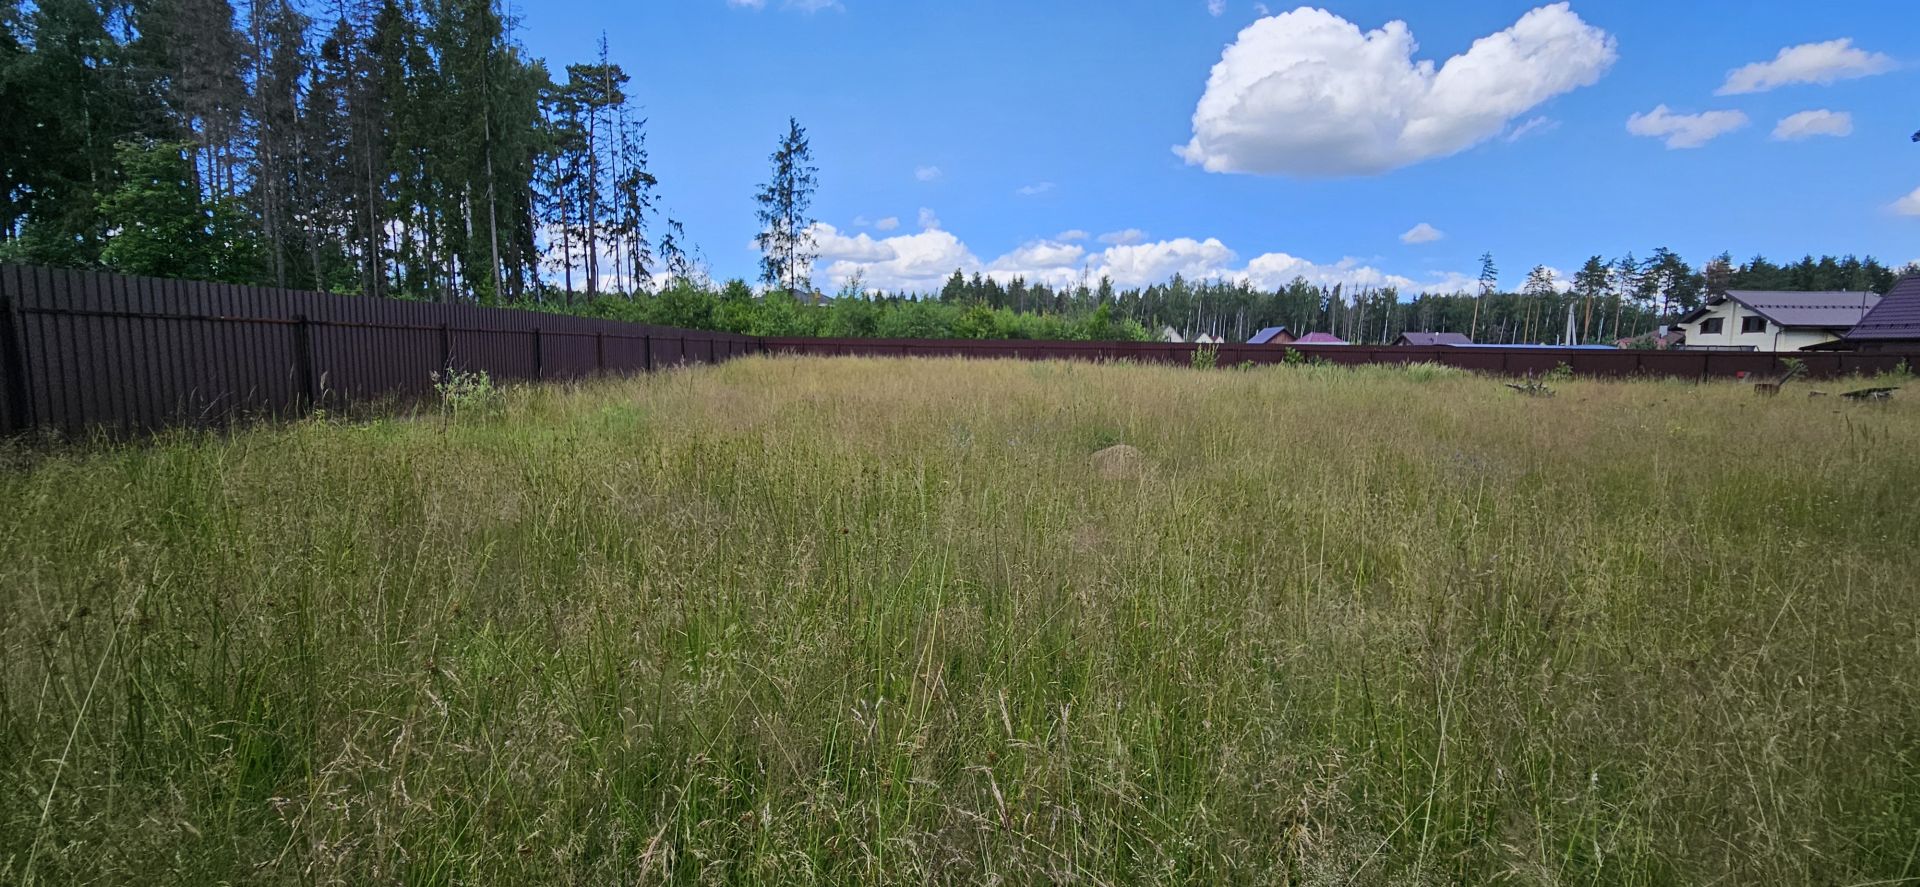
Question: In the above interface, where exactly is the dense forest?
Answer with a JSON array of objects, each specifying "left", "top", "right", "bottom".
[
  {"left": 2, "top": 0, "right": 665, "bottom": 301},
  {"left": 2, "top": 1, "right": 1912, "bottom": 345}
]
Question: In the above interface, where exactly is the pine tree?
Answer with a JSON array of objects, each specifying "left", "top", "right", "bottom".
[
  {"left": 1472, "top": 252, "right": 1497, "bottom": 339},
  {"left": 1573, "top": 256, "right": 1608, "bottom": 343},
  {"left": 1704, "top": 253, "right": 1734, "bottom": 299},
  {"left": 754, "top": 118, "right": 818, "bottom": 296},
  {"left": 1608, "top": 253, "right": 1641, "bottom": 342},
  {"left": 659, "top": 215, "right": 696, "bottom": 285}
]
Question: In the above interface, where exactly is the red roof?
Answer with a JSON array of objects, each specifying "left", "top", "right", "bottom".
[{"left": 1294, "top": 333, "right": 1348, "bottom": 345}]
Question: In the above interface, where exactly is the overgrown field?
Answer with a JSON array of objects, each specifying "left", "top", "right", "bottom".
[{"left": 3, "top": 358, "right": 1918, "bottom": 885}]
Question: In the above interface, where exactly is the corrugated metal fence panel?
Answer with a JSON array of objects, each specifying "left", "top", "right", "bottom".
[
  {"left": 0, "top": 266, "right": 758, "bottom": 438},
  {"left": 0, "top": 266, "right": 29, "bottom": 435}
]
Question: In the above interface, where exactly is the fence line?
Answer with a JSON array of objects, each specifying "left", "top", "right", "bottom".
[
  {"left": 2, "top": 266, "right": 1909, "bottom": 439},
  {"left": 0, "top": 265, "right": 756, "bottom": 437}
]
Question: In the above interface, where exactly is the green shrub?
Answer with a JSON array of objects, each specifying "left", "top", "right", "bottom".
[
  {"left": 1402, "top": 361, "right": 1467, "bottom": 383},
  {"left": 432, "top": 368, "right": 504, "bottom": 419}
]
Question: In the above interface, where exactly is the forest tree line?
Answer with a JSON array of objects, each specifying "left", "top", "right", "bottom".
[
  {"left": 2, "top": 0, "right": 675, "bottom": 302},
  {"left": 2, "top": 1, "right": 1912, "bottom": 345},
  {"left": 534, "top": 250, "right": 1913, "bottom": 345}
]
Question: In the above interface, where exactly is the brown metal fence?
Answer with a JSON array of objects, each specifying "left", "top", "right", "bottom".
[
  {"left": 3, "top": 265, "right": 1910, "bottom": 439},
  {"left": 761, "top": 337, "right": 1911, "bottom": 379},
  {"left": 0, "top": 265, "right": 757, "bottom": 437}
]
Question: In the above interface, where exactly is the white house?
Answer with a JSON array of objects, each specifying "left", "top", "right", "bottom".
[{"left": 1674, "top": 291, "right": 1881, "bottom": 352}]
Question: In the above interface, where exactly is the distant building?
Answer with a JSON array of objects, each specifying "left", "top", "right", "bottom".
[
  {"left": 1674, "top": 290, "right": 1881, "bottom": 352},
  {"left": 1248, "top": 327, "right": 1296, "bottom": 346},
  {"left": 1294, "top": 333, "right": 1349, "bottom": 345},
  {"left": 1841, "top": 275, "right": 1920, "bottom": 353},
  {"left": 1161, "top": 326, "right": 1185, "bottom": 343},
  {"left": 1394, "top": 332, "right": 1473, "bottom": 347}
]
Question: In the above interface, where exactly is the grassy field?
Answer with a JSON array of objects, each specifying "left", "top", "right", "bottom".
[{"left": 2, "top": 357, "right": 1918, "bottom": 885}]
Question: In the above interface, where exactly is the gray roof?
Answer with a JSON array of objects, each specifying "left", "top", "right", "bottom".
[
  {"left": 1248, "top": 326, "right": 1292, "bottom": 345},
  {"left": 1704, "top": 290, "right": 1882, "bottom": 329},
  {"left": 1846, "top": 275, "right": 1920, "bottom": 341},
  {"left": 1398, "top": 332, "right": 1473, "bottom": 346}
]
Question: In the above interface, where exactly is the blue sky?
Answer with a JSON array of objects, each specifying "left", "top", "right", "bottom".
[{"left": 514, "top": 0, "right": 1918, "bottom": 293}]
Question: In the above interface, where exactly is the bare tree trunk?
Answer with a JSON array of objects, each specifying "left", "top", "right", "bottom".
[{"left": 483, "top": 64, "right": 501, "bottom": 300}]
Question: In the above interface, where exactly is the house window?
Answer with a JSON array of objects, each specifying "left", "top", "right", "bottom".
[
  {"left": 1699, "top": 318, "right": 1724, "bottom": 335},
  {"left": 1742, "top": 316, "right": 1767, "bottom": 334}
]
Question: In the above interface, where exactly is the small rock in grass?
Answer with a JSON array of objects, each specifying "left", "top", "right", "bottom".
[{"left": 1090, "top": 444, "right": 1149, "bottom": 480}]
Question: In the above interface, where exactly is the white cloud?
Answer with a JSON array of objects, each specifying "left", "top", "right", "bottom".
[
  {"left": 1101, "top": 238, "right": 1239, "bottom": 286},
  {"left": 851, "top": 215, "right": 871, "bottom": 227},
  {"left": 1208, "top": 0, "right": 1225, "bottom": 16},
  {"left": 1098, "top": 229, "right": 1148, "bottom": 246},
  {"left": 1505, "top": 116, "right": 1559, "bottom": 142},
  {"left": 1626, "top": 105, "right": 1749, "bottom": 149},
  {"left": 817, "top": 227, "right": 981, "bottom": 293},
  {"left": 1056, "top": 229, "right": 1090, "bottom": 242},
  {"left": 873, "top": 216, "right": 901, "bottom": 232},
  {"left": 728, "top": 0, "right": 842, "bottom": 10},
  {"left": 807, "top": 223, "right": 895, "bottom": 263},
  {"left": 917, "top": 207, "right": 942, "bottom": 230},
  {"left": 1178, "top": 3, "right": 1616, "bottom": 177},
  {"left": 990, "top": 239, "right": 1087, "bottom": 275},
  {"left": 1253, "top": 2, "right": 1269, "bottom": 13},
  {"left": 1016, "top": 181, "right": 1056, "bottom": 196},
  {"left": 811, "top": 220, "right": 1478, "bottom": 295},
  {"left": 1772, "top": 109, "right": 1853, "bottom": 141},
  {"left": 1893, "top": 187, "right": 1920, "bottom": 218},
  {"left": 1400, "top": 222, "right": 1445, "bottom": 245},
  {"left": 915, "top": 165, "right": 944, "bottom": 183},
  {"left": 1718, "top": 39, "right": 1895, "bottom": 95},
  {"left": 1241, "top": 253, "right": 1457, "bottom": 292}
]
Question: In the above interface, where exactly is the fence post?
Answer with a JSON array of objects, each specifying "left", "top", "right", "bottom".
[
  {"left": 0, "top": 291, "right": 32, "bottom": 434},
  {"left": 292, "top": 313, "right": 317, "bottom": 413},
  {"left": 595, "top": 331, "right": 605, "bottom": 373},
  {"left": 643, "top": 334, "right": 653, "bottom": 372},
  {"left": 438, "top": 322, "right": 452, "bottom": 370},
  {"left": 532, "top": 327, "right": 544, "bottom": 379}
]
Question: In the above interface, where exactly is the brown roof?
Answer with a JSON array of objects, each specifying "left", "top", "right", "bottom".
[
  {"left": 1846, "top": 275, "right": 1920, "bottom": 342},
  {"left": 1680, "top": 290, "right": 1882, "bottom": 329}
]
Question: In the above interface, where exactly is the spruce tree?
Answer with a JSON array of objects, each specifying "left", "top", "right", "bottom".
[{"left": 754, "top": 118, "right": 818, "bottom": 296}]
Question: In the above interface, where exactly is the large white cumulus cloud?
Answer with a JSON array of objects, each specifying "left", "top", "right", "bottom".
[
  {"left": 1178, "top": 4, "right": 1616, "bottom": 177},
  {"left": 808, "top": 222, "right": 981, "bottom": 292},
  {"left": 809, "top": 220, "right": 1475, "bottom": 295}
]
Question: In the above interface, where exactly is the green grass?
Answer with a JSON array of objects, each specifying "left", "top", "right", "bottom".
[{"left": 3, "top": 357, "right": 1918, "bottom": 885}]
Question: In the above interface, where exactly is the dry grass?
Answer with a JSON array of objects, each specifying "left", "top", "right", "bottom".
[{"left": 2, "top": 356, "right": 1918, "bottom": 885}]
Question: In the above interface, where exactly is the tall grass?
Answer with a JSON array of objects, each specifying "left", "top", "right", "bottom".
[{"left": 3, "top": 357, "right": 1917, "bottom": 885}]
